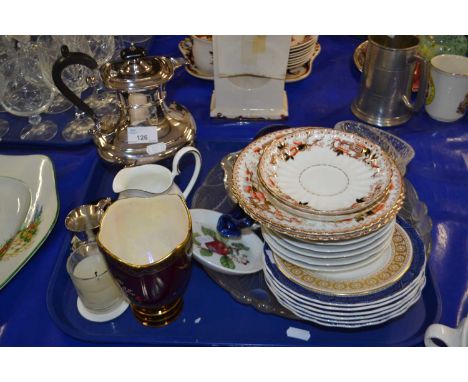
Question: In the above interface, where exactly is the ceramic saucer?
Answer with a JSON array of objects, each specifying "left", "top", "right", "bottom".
[
  {"left": 231, "top": 128, "right": 404, "bottom": 241},
  {"left": 258, "top": 128, "right": 393, "bottom": 217},
  {"left": 178, "top": 38, "right": 214, "bottom": 80},
  {"left": 185, "top": 63, "right": 213, "bottom": 80},
  {"left": 190, "top": 209, "right": 263, "bottom": 275}
]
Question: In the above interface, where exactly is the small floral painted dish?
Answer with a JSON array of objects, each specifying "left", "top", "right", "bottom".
[{"left": 190, "top": 209, "right": 263, "bottom": 275}]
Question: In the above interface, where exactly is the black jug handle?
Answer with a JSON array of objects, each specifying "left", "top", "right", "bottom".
[{"left": 52, "top": 45, "right": 99, "bottom": 124}]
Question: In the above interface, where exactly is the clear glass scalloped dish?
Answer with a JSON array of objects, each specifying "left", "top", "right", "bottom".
[{"left": 191, "top": 124, "right": 439, "bottom": 344}]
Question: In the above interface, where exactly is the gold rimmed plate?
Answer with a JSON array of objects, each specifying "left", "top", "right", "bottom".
[
  {"left": 230, "top": 128, "right": 405, "bottom": 241},
  {"left": 257, "top": 128, "right": 394, "bottom": 218},
  {"left": 273, "top": 223, "right": 413, "bottom": 296}
]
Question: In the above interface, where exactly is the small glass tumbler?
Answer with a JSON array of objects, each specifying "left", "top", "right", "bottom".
[{"left": 67, "top": 242, "right": 127, "bottom": 321}]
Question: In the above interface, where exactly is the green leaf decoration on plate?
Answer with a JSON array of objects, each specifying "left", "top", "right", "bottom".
[
  {"left": 192, "top": 233, "right": 202, "bottom": 247},
  {"left": 200, "top": 248, "right": 212, "bottom": 257},
  {"left": 220, "top": 256, "right": 235, "bottom": 269},
  {"left": 231, "top": 242, "right": 250, "bottom": 250},
  {"left": 201, "top": 226, "right": 217, "bottom": 238}
]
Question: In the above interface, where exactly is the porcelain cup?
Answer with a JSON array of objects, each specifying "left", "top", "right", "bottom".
[
  {"left": 424, "top": 317, "right": 468, "bottom": 347},
  {"left": 425, "top": 54, "right": 468, "bottom": 122},
  {"left": 97, "top": 194, "right": 192, "bottom": 327},
  {"left": 191, "top": 35, "right": 213, "bottom": 74},
  {"left": 112, "top": 146, "right": 201, "bottom": 200}
]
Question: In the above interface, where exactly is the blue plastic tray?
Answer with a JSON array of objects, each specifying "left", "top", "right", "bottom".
[{"left": 46, "top": 141, "right": 442, "bottom": 346}]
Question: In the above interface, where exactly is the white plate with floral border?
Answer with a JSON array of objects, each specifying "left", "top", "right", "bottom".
[
  {"left": 190, "top": 209, "right": 263, "bottom": 275},
  {"left": 231, "top": 128, "right": 405, "bottom": 242},
  {"left": 0, "top": 155, "right": 59, "bottom": 289},
  {"left": 258, "top": 128, "right": 393, "bottom": 217}
]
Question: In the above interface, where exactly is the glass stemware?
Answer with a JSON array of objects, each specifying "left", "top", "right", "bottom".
[
  {"left": 55, "top": 36, "right": 98, "bottom": 141},
  {"left": 38, "top": 36, "right": 80, "bottom": 115},
  {"left": 37, "top": 35, "right": 93, "bottom": 141},
  {"left": 0, "top": 36, "right": 17, "bottom": 137},
  {"left": 84, "top": 35, "right": 119, "bottom": 115},
  {"left": 0, "top": 52, "right": 57, "bottom": 141},
  {"left": 120, "top": 35, "right": 153, "bottom": 51}
]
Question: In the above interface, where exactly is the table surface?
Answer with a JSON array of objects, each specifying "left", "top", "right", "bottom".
[{"left": 0, "top": 35, "right": 466, "bottom": 346}]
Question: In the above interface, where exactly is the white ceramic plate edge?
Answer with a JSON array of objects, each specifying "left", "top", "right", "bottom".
[{"left": 0, "top": 154, "right": 59, "bottom": 290}]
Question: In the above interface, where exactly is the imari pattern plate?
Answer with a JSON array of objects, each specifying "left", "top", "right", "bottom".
[
  {"left": 231, "top": 128, "right": 405, "bottom": 242},
  {"left": 258, "top": 128, "right": 393, "bottom": 217}
]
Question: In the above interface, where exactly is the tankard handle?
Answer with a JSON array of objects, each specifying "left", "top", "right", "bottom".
[{"left": 402, "top": 54, "right": 429, "bottom": 112}]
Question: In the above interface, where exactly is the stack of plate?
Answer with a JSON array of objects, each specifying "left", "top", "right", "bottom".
[
  {"left": 288, "top": 36, "right": 319, "bottom": 72},
  {"left": 263, "top": 217, "right": 426, "bottom": 328},
  {"left": 231, "top": 127, "right": 426, "bottom": 328}
]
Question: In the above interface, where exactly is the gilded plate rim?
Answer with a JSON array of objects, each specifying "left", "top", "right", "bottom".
[
  {"left": 272, "top": 223, "right": 413, "bottom": 297},
  {"left": 231, "top": 127, "right": 405, "bottom": 242},
  {"left": 257, "top": 127, "right": 394, "bottom": 217}
]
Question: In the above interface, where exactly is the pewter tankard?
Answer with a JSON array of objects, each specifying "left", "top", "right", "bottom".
[{"left": 352, "top": 36, "right": 429, "bottom": 127}]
